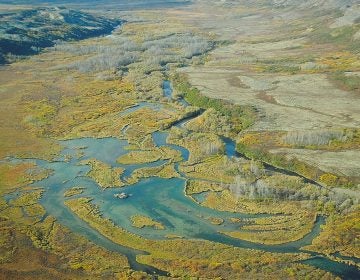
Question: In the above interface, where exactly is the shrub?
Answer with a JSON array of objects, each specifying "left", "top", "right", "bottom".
[
  {"left": 282, "top": 129, "right": 346, "bottom": 146},
  {"left": 319, "top": 173, "right": 338, "bottom": 187}
]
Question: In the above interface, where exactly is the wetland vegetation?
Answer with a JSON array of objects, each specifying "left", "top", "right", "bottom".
[{"left": 0, "top": 0, "right": 359, "bottom": 279}]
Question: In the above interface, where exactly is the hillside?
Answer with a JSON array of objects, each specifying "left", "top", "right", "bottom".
[
  {"left": 0, "top": 0, "right": 190, "bottom": 9},
  {"left": 0, "top": 7, "right": 121, "bottom": 63}
]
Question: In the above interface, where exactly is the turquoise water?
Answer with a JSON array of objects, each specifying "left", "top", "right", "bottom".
[
  {"left": 152, "top": 131, "right": 189, "bottom": 161},
  {"left": 29, "top": 134, "right": 358, "bottom": 278},
  {"left": 8, "top": 80, "right": 359, "bottom": 278},
  {"left": 38, "top": 136, "right": 263, "bottom": 240},
  {"left": 221, "top": 136, "right": 238, "bottom": 158}
]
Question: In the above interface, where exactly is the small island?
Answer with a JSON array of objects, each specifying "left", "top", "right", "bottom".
[
  {"left": 64, "top": 187, "right": 85, "bottom": 197},
  {"left": 207, "top": 217, "right": 224, "bottom": 225},
  {"left": 130, "top": 215, "right": 165, "bottom": 230}
]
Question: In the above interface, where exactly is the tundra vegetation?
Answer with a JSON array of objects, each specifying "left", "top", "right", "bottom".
[
  {"left": 0, "top": 1, "right": 359, "bottom": 279},
  {"left": 80, "top": 159, "right": 125, "bottom": 188},
  {"left": 117, "top": 147, "right": 182, "bottom": 165},
  {"left": 130, "top": 215, "right": 165, "bottom": 230},
  {"left": 126, "top": 163, "right": 180, "bottom": 185},
  {"left": 65, "top": 197, "right": 335, "bottom": 279},
  {"left": 63, "top": 187, "right": 85, "bottom": 197}
]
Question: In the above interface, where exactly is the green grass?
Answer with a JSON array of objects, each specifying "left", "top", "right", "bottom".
[
  {"left": 171, "top": 73, "right": 256, "bottom": 134},
  {"left": 330, "top": 71, "right": 360, "bottom": 92},
  {"left": 310, "top": 25, "right": 360, "bottom": 52}
]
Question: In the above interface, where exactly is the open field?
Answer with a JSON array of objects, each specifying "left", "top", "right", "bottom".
[{"left": 170, "top": 1, "right": 360, "bottom": 190}]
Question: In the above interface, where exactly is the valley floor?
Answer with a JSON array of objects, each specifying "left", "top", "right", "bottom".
[{"left": 0, "top": 1, "right": 359, "bottom": 279}]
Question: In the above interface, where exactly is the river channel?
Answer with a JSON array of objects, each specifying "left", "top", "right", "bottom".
[{"left": 7, "top": 80, "right": 358, "bottom": 279}]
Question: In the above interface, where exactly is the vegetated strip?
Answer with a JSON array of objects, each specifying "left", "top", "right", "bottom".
[{"left": 171, "top": 73, "right": 257, "bottom": 135}]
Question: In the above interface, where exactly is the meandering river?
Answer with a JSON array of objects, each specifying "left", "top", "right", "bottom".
[{"left": 7, "top": 81, "right": 358, "bottom": 278}]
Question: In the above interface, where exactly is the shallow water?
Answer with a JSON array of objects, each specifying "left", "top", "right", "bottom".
[
  {"left": 163, "top": 79, "right": 189, "bottom": 107},
  {"left": 119, "top": 102, "right": 163, "bottom": 117},
  {"left": 163, "top": 80, "right": 173, "bottom": 99},
  {"left": 29, "top": 133, "right": 358, "bottom": 278},
  {"left": 303, "top": 257, "right": 360, "bottom": 280},
  {"left": 11, "top": 80, "right": 359, "bottom": 278},
  {"left": 221, "top": 136, "right": 239, "bottom": 158}
]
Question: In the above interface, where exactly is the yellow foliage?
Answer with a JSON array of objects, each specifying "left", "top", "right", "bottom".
[
  {"left": 319, "top": 173, "right": 338, "bottom": 187},
  {"left": 239, "top": 134, "right": 260, "bottom": 145}
]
